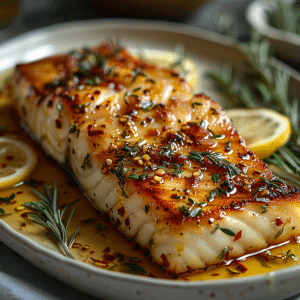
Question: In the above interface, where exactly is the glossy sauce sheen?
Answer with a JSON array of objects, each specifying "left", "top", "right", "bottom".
[
  {"left": 1, "top": 86, "right": 300, "bottom": 280},
  {"left": 11, "top": 41, "right": 300, "bottom": 275}
]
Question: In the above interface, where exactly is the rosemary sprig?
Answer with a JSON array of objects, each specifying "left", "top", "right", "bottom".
[
  {"left": 206, "top": 17, "right": 300, "bottom": 186},
  {"left": 267, "top": 0, "right": 300, "bottom": 35},
  {"left": 24, "top": 181, "right": 80, "bottom": 259},
  {"left": 188, "top": 151, "right": 241, "bottom": 177}
]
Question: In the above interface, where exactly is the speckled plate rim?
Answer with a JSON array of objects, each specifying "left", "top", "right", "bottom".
[{"left": 0, "top": 18, "right": 300, "bottom": 300}]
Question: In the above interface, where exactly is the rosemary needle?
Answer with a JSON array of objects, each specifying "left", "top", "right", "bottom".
[
  {"left": 24, "top": 181, "right": 80, "bottom": 259},
  {"left": 206, "top": 15, "right": 300, "bottom": 186}
]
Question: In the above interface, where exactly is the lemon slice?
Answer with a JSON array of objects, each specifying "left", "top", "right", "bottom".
[
  {"left": 130, "top": 49, "right": 199, "bottom": 90},
  {"left": 227, "top": 108, "right": 292, "bottom": 159},
  {"left": 0, "top": 137, "right": 37, "bottom": 189}
]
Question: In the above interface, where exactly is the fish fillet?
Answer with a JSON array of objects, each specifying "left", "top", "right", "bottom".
[{"left": 13, "top": 40, "right": 300, "bottom": 275}]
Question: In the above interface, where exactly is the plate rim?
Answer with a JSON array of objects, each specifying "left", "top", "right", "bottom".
[
  {"left": 246, "top": 0, "right": 300, "bottom": 46},
  {"left": 0, "top": 17, "right": 300, "bottom": 293}
]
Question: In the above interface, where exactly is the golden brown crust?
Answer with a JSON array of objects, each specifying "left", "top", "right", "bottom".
[{"left": 15, "top": 40, "right": 299, "bottom": 229}]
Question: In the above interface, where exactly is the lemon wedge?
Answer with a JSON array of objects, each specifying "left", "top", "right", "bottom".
[
  {"left": 0, "top": 137, "right": 37, "bottom": 189},
  {"left": 130, "top": 48, "right": 199, "bottom": 90},
  {"left": 227, "top": 108, "right": 292, "bottom": 159}
]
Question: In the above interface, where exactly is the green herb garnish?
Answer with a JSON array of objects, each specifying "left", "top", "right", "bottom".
[
  {"left": 211, "top": 223, "right": 236, "bottom": 236},
  {"left": 207, "top": 17, "right": 300, "bottom": 186},
  {"left": 189, "top": 151, "right": 241, "bottom": 177},
  {"left": 81, "top": 154, "right": 91, "bottom": 171},
  {"left": 0, "top": 193, "right": 15, "bottom": 204},
  {"left": 24, "top": 181, "right": 80, "bottom": 258}
]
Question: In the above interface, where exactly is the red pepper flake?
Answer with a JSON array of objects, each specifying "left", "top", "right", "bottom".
[
  {"left": 234, "top": 230, "right": 242, "bottom": 241},
  {"left": 224, "top": 250, "right": 230, "bottom": 261},
  {"left": 103, "top": 253, "right": 115, "bottom": 262},
  {"left": 91, "top": 258, "right": 109, "bottom": 268},
  {"left": 125, "top": 217, "right": 130, "bottom": 228},
  {"left": 19, "top": 223, "right": 26, "bottom": 227},
  {"left": 257, "top": 253, "right": 270, "bottom": 262},
  {"left": 160, "top": 253, "right": 170, "bottom": 267},
  {"left": 72, "top": 243, "right": 82, "bottom": 248},
  {"left": 21, "top": 212, "right": 29, "bottom": 218},
  {"left": 237, "top": 261, "right": 248, "bottom": 273},
  {"left": 5, "top": 155, "right": 14, "bottom": 160},
  {"left": 0, "top": 163, "right": 7, "bottom": 168},
  {"left": 55, "top": 119, "right": 62, "bottom": 129},
  {"left": 87, "top": 124, "right": 104, "bottom": 137},
  {"left": 103, "top": 247, "right": 110, "bottom": 253},
  {"left": 16, "top": 191, "right": 23, "bottom": 195},
  {"left": 276, "top": 217, "right": 283, "bottom": 226},
  {"left": 211, "top": 273, "right": 220, "bottom": 276},
  {"left": 90, "top": 251, "right": 95, "bottom": 255},
  {"left": 117, "top": 206, "right": 125, "bottom": 217}
]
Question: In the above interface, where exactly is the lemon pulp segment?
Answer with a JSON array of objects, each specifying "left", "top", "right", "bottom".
[
  {"left": 0, "top": 137, "right": 37, "bottom": 189},
  {"left": 227, "top": 108, "right": 292, "bottom": 159}
]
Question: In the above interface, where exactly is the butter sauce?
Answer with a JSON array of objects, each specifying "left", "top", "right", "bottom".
[{"left": 1, "top": 85, "right": 300, "bottom": 281}]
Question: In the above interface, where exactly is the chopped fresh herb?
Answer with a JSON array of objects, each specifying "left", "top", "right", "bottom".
[
  {"left": 73, "top": 102, "right": 91, "bottom": 109},
  {"left": 208, "top": 129, "right": 225, "bottom": 139},
  {"left": 95, "top": 223, "right": 108, "bottom": 232},
  {"left": 210, "top": 107, "right": 219, "bottom": 114},
  {"left": 159, "top": 134, "right": 183, "bottom": 157},
  {"left": 128, "top": 173, "right": 138, "bottom": 179},
  {"left": 145, "top": 205, "right": 149, "bottom": 214},
  {"left": 220, "top": 247, "right": 231, "bottom": 261},
  {"left": 110, "top": 162, "right": 130, "bottom": 198},
  {"left": 212, "top": 173, "right": 221, "bottom": 183},
  {"left": 178, "top": 198, "right": 206, "bottom": 219},
  {"left": 132, "top": 87, "right": 142, "bottom": 92},
  {"left": 138, "top": 174, "right": 147, "bottom": 180},
  {"left": 0, "top": 208, "right": 5, "bottom": 215},
  {"left": 24, "top": 178, "right": 39, "bottom": 187},
  {"left": 285, "top": 250, "right": 297, "bottom": 261},
  {"left": 81, "top": 217, "right": 96, "bottom": 225},
  {"left": 253, "top": 177, "right": 283, "bottom": 196},
  {"left": 216, "top": 186, "right": 229, "bottom": 197},
  {"left": 121, "top": 131, "right": 131, "bottom": 138},
  {"left": 81, "top": 154, "right": 92, "bottom": 171},
  {"left": 69, "top": 124, "right": 78, "bottom": 134},
  {"left": 85, "top": 76, "right": 101, "bottom": 86},
  {"left": 211, "top": 223, "right": 236, "bottom": 236},
  {"left": 207, "top": 190, "right": 217, "bottom": 202},
  {"left": 189, "top": 151, "right": 241, "bottom": 177},
  {"left": 199, "top": 120, "right": 208, "bottom": 129},
  {"left": 0, "top": 125, "right": 6, "bottom": 131},
  {"left": 123, "top": 262, "right": 147, "bottom": 274},
  {"left": 192, "top": 102, "right": 203, "bottom": 108},
  {"left": 260, "top": 205, "right": 269, "bottom": 213},
  {"left": 225, "top": 141, "right": 231, "bottom": 151},
  {"left": 0, "top": 193, "right": 15, "bottom": 204},
  {"left": 275, "top": 223, "right": 285, "bottom": 239},
  {"left": 131, "top": 68, "right": 148, "bottom": 83}
]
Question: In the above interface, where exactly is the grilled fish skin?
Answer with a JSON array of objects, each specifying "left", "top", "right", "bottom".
[{"left": 13, "top": 40, "right": 300, "bottom": 275}]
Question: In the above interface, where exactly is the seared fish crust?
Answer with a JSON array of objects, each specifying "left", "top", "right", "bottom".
[{"left": 13, "top": 41, "right": 300, "bottom": 275}]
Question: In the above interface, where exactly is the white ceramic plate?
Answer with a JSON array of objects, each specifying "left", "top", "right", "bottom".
[
  {"left": 246, "top": 0, "right": 300, "bottom": 66},
  {"left": 1, "top": 19, "right": 300, "bottom": 300}
]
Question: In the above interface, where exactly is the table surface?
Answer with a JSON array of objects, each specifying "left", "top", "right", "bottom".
[{"left": 0, "top": 0, "right": 299, "bottom": 299}]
